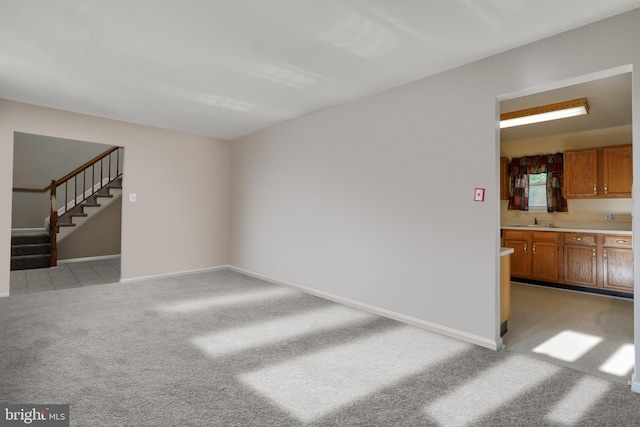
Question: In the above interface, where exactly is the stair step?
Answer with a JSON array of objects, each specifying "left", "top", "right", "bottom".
[
  {"left": 82, "top": 202, "right": 101, "bottom": 208},
  {"left": 11, "top": 229, "right": 51, "bottom": 245},
  {"left": 11, "top": 254, "right": 51, "bottom": 271},
  {"left": 11, "top": 243, "right": 51, "bottom": 256},
  {"left": 58, "top": 222, "right": 76, "bottom": 233},
  {"left": 70, "top": 213, "right": 88, "bottom": 218},
  {"left": 95, "top": 193, "right": 114, "bottom": 198}
]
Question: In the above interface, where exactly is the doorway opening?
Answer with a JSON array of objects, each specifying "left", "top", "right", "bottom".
[
  {"left": 498, "top": 67, "right": 634, "bottom": 385},
  {"left": 10, "top": 132, "right": 124, "bottom": 295}
]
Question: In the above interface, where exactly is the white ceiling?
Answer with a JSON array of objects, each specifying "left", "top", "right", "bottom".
[{"left": 1, "top": 0, "right": 639, "bottom": 141}]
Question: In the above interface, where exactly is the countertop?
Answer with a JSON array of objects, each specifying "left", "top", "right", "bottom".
[
  {"left": 500, "top": 247, "right": 514, "bottom": 256},
  {"left": 501, "top": 225, "right": 632, "bottom": 235}
]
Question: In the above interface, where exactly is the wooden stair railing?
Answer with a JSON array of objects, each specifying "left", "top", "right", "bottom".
[{"left": 49, "top": 146, "right": 124, "bottom": 267}]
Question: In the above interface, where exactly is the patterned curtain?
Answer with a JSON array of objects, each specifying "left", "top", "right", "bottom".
[
  {"left": 507, "top": 153, "right": 568, "bottom": 212},
  {"left": 508, "top": 157, "right": 530, "bottom": 211},
  {"left": 546, "top": 153, "right": 568, "bottom": 212}
]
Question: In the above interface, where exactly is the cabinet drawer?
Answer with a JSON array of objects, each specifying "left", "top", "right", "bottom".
[
  {"left": 531, "top": 231, "right": 558, "bottom": 242},
  {"left": 603, "top": 235, "right": 632, "bottom": 247},
  {"left": 563, "top": 233, "right": 596, "bottom": 245},
  {"left": 503, "top": 230, "right": 528, "bottom": 240}
]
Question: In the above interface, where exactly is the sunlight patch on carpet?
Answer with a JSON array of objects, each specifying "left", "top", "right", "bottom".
[
  {"left": 192, "top": 305, "right": 374, "bottom": 357},
  {"left": 532, "top": 330, "right": 602, "bottom": 362},
  {"left": 424, "top": 355, "right": 559, "bottom": 426},
  {"left": 155, "top": 287, "right": 299, "bottom": 313},
  {"left": 599, "top": 343, "right": 634, "bottom": 377},
  {"left": 545, "top": 376, "right": 610, "bottom": 425},
  {"left": 239, "top": 326, "right": 469, "bottom": 423}
]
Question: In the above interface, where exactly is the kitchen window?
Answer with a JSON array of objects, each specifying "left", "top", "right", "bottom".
[
  {"left": 507, "top": 153, "right": 567, "bottom": 212},
  {"left": 528, "top": 173, "right": 548, "bottom": 211}
]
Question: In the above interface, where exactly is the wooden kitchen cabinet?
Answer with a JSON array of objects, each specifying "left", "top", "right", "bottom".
[
  {"left": 564, "top": 145, "right": 632, "bottom": 198},
  {"left": 564, "top": 148, "right": 598, "bottom": 197},
  {"left": 563, "top": 233, "right": 597, "bottom": 287},
  {"left": 602, "top": 235, "right": 634, "bottom": 292},
  {"left": 502, "top": 229, "right": 633, "bottom": 294},
  {"left": 531, "top": 232, "right": 560, "bottom": 282},
  {"left": 503, "top": 230, "right": 529, "bottom": 278},
  {"left": 603, "top": 145, "right": 633, "bottom": 197},
  {"left": 502, "top": 230, "right": 560, "bottom": 282}
]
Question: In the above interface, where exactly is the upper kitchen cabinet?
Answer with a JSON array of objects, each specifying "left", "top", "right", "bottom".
[
  {"left": 602, "top": 145, "right": 633, "bottom": 197},
  {"left": 564, "top": 145, "right": 632, "bottom": 198},
  {"left": 564, "top": 148, "right": 598, "bottom": 197}
]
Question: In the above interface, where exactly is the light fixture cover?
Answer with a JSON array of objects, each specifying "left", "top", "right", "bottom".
[{"left": 500, "top": 97, "right": 589, "bottom": 129}]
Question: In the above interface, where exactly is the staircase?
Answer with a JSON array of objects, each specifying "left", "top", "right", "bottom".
[
  {"left": 10, "top": 229, "right": 52, "bottom": 270},
  {"left": 54, "top": 177, "right": 123, "bottom": 241},
  {"left": 11, "top": 146, "right": 124, "bottom": 271}
]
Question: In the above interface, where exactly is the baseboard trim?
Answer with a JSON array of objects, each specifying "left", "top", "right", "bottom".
[
  {"left": 58, "top": 254, "right": 121, "bottom": 264},
  {"left": 120, "top": 264, "right": 230, "bottom": 284},
  {"left": 0, "top": 292, "right": 9, "bottom": 298},
  {"left": 227, "top": 265, "right": 501, "bottom": 351},
  {"left": 631, "top": 373, "right": 640, "bottom": 394}
]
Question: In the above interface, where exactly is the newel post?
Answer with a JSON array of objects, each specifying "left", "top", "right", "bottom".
[{"left": 50, "top": 180, "right": 58, "bottom": 267}]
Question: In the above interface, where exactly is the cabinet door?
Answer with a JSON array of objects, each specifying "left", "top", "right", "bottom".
[
  {"left": 603, "top": 145, "right": 632, "bottom": 197},
  {"left": 563, "top": 245, "right": 597, "bottom": 287},
  {"left": 603, "top": 247, "right": 634, "bottom": 292},
  {"left": 531, "top": 242, "right": 559, "bottom": 282},
  {"left": 504, "top": 239, "right": 529, "bottom": 278},
  {"left": 564, "top": 149, "right": 598, "bottom": 198}
]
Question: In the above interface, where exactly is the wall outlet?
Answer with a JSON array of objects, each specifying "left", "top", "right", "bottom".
[{"left": 604, "top": 212, "right": 616, "bottom": 221}]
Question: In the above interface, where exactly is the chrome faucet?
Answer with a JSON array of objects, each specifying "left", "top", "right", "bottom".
[{"left": 533, "top": 217, "right": 538, "bottom": 225}]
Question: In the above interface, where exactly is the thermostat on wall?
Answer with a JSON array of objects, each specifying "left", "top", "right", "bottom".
[{"left": 474, "top": 188, "right": 485, "bottom": 202}]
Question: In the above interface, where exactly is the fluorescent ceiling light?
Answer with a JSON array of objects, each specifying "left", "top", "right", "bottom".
[{"left": 500, "top": 97, "right": 589, "bottom": 129}]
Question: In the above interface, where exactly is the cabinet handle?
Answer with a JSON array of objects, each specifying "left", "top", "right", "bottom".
[
  {"left": 593, "top": 249, "right": 596, "bottom": 257},
  {"left": 574, "top": 237, "right": 583, "bottom": 241},
  {"left": 604, "top": 249, "right": 607, "bottom": 258},
  {"left": 532, "top": 244, "right": 536, "bottom": 254},
  {"left": 594, "top": 184, "right": 597, "bottom": 193},
  {"left": 524, "top": 243, "right": 527, "bottom": 253},
  {"left": 605, "top": 184, "right": 608, "bottom": 193},
  {"left": 616, "top": 239, "right": 627, "bottom": 243}
]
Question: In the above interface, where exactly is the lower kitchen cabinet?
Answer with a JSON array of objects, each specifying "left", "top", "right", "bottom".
[
  {"left": 563, "top": 233, "right": 597, "bottom": 287},
  {"left": 602, "top": 235, "right": 634, "bottom": 292},
  {"left": 531, "top": 232, "right": 559, "bottom": 282},
  {"left": 503, "top": 231, "right": 529, "bottom": 278},
  {"left": 502, "top": 229, "right": 633, "bottom": 294}
]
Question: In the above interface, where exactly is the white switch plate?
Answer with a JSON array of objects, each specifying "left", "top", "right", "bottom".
[
  {"left": 474, "top": 188, "right": 485, "bottom": 202},
  {"left": 129, "top": 193, "right": 137, "bottom": 202},
  {"left": 604, "top": 212, "right": 616, "bottom": 220}
]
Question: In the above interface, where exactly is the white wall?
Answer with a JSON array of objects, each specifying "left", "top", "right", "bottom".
[
  {"left": 0, "top": 100, "right": 230, "bottom": 294},
  {"left": 230, "top": 9, "right": 640, "bottom": 357}
]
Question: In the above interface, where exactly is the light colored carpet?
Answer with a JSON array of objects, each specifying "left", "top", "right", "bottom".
[{"left": 1, "top": 269, "right": 640, "bottom": 426}]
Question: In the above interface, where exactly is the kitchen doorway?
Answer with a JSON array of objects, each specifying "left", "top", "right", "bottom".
[{"left": 498, "top": 68, "right": 634, "bottom": 384}]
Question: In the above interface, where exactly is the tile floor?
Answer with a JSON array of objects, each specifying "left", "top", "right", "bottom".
[
  {"left": 10, "top": 257, "right": 121, "bottom": 295},
  {"left": 504, "top": 282, "right": 634, "bottom": 384}
]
